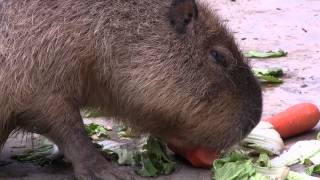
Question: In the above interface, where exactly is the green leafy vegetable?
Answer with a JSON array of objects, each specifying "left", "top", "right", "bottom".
[
  {"left": 103, "top": 148, "right": 136, "bottom": 166},
  {"left": 252, "top": 68, "right": 284, "bottom": 84},
  {"left": 253, "top": 68, "right": 284, "bottom": 77},
  {"left": 134, "top": 137, "right": 175, "bottom": 177},
  {"left": 245, "top": 50, "right": 287, "bottom": 58},
  {"left": 116, "top": 125, "right": 138, "bottom": 139},
  {"left": 256, "top": 153, "right": 271, "bottom": 168},
  {"left": 213, "top": 152, "right": 249, "bottom": 169},
  {"left": 82, "top": 108, "right": 104, "bottom": 118},
  {"left": 212, "top": 151, "right": 294, "bottom": 180},
  {"left": 11, "top": 144, "right": 54, "bottom": 163},
  {"left": 11, "top": 139, "right": 67, "bottom": 167},
  {"left": 212, "top": 152, "right": 270, "bottom": 180},
  {"left": 306, "top": 164, "right": 320, "bottom": 175},
  {"left": 85, "top": 123, "right": 110, "bottom": 139},
  {"left": 257, "top": 75, "right": 283, "bottom": 84},
  {"left": 100, "top": 136, "right": 175, "bottom": 177},
  {"left": 135, "top": 155, "right": 159, "bottom": 177},
  {"left": 287, "top": 171, "right": 319, "bottom": 180},
  {"left": 255, "top": 165, "right": 289, "bottom": 180},
  {"left": 249, "top": 173, "right": 270, "bottom": 180},
  {"left": 303, "top": 158, "right": 314, "bottom": 166},
  {"left": 214, "top": 159, "right": 255, "bottom": 179}
]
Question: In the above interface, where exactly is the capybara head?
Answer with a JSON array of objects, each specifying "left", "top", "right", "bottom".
[{"left": 107, "top": 0, "right": 262, "bottom": 150}]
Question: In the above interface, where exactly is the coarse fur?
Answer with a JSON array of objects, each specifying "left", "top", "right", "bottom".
[{"left": 0, "top": 0, "right": 262, "bottom": 179}]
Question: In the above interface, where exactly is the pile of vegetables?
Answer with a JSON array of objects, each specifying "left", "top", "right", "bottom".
[
  {"left": 12, "top": 124, "right": 175, "bottom": 177},
  {"left": 219, "top": 103, "right": 320, "bottom": 179},
  {"left": 168, "top": 103, "right": 320, "bottom": 179},
  {"left": 11, "top": 102, "right": 320, "bottom": 179}
]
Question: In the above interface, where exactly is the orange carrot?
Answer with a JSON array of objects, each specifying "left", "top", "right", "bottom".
[
  {"left": 167, "top": 143, "right": 219, "bottom": 169},
  {"left": 266, "top": 103, "right": 320, "bottom": 138}
]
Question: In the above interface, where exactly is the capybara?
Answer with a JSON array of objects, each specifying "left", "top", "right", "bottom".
[{"left": 0, "top": 0, "right": 262, "bottom": 179}]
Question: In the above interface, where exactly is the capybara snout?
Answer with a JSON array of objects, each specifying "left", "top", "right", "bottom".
[{"left": 0, "top": 0, "right": 262, "bottom": 179}]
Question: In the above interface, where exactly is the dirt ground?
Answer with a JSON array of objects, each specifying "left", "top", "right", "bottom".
[{"left": 1, "top": 0, "right": 320, "bottom": 179}]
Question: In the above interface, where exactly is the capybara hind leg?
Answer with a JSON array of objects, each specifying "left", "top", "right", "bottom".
[{"left": 18, "top": 95, "right": 135, "bottom": 180}]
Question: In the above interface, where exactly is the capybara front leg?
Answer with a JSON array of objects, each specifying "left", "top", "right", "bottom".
[{"left": 17, "top": 95, "right": 135, "bottom": 180}]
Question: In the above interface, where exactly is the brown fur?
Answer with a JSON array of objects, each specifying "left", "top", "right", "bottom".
[{"left": 0, "top": 0, "right": 262, "bottom": 179}]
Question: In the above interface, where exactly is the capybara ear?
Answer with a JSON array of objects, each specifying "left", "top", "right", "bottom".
[{"left": 169, "top": 0, "right": 198, "bottom": 34}]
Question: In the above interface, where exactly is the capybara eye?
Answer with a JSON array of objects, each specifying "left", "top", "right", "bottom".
[{"left": 210, "top": 50, "right": 227, "bottom": 67}]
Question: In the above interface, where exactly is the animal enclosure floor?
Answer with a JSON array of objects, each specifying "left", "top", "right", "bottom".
[{"left": 1, "top": 0, "right": 320, "bottom": 179}]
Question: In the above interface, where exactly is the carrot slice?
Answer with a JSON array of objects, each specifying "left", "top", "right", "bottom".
[
  {"left": 167, "top": 143, "right": 219, "bottom": 169},
  {"left": 184, "top": 148, "right": 219, "bottom": 168}
]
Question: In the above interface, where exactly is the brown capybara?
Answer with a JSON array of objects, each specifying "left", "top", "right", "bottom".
[{"left": 0, "top": 0, "right": 262, "bottom": 179}]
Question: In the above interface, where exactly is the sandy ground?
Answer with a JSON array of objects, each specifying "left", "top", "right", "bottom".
[{"left": 1, "top": 0, "right": 320, "bottom": 179}]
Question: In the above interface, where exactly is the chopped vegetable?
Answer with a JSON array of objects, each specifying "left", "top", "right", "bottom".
[
  {"left": 303, "top": 158, "right": 314, "bottom": 166},
  {"left": 254, "top": 153, "right": 289, "bottom": 179},
  {"left": 306, "top": 164, "right": 320, "bottom": 175},
  {"left": 98, "top": 140, "right": 134, "bottom": 164},
  {"left": 309, "top": 152, "right": 320, "bottom": 165},
  {"left": 99, "top": 136, "right": 175, "bottom": 177},
  {"left": 244, "top": 50, "right": 287, "bottom": 58},
  {"left": 116, "top": 125, "right": 138, "bottom": 139},
  {"left": 256, "top": 75, "right": 283, "bottom": 84},
  {"left": 212, "top": 152, "right": 257, "bottom": 180},
  {"left": 85, "top": 123, "right": 110, "bottom": 140},
  {"left": 11, "top": 139, "right": 66, "bottom": 166},
  {"left": 11, "top": 144, "right": 54, "bottom": 163},
  {"left": 241, "top": 121, "right": 284, "bottom": 155},
  {"left": 82, "top": 108, "right": 104, "bottom": 118},
  {"left": 184, "top": 148, "right": 219, "bottom": 168},
  {"left": 253, "top": 68, "right": 284, "bottom": 77},
  {"left": 212, "top": 151, "right": 288, "bottom": 180},
  {"left": 271, "top": 140, "right": 320, "bottom": 167},
  {"left": 135, "top": 137, "right": 175, "bottom": 177},
  {"left": 252, "top": 68, "right": 284, "bottom": 84},
  {"left": 113, "top": 149, "right": 136, "bottom": 165},
  {"left": 287, "top": 171, "right": 319, "bottom": 180},
  {"left": 249, "top": 173, "right": 270, "bottom": 180},
  {"left": 256, "top": 153, "right": 271, "bottom": 168},
  {"left": 167, "top": 141, "right": 219, "bottom": 168},
  {"left": 266, "top": 103, "right": 320, "bottom": 138},
  {"left": 255, "top": 165, "right": 289, "bottom": 180},
  {"left": 212, "top": 151, "right": 320, "bottom": 180}
]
